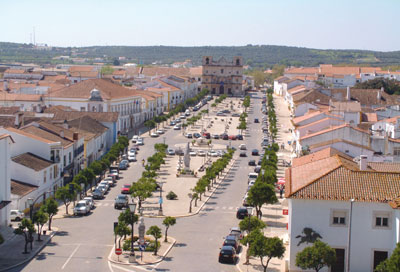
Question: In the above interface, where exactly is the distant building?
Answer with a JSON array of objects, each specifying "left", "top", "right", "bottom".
[{"left": 201, "top": 56, "right": 243, "bottom": 96}]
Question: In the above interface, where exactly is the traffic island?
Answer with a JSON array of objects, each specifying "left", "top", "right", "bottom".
[{"left": 108, "top": 235, "right": 176, "bottom": 265}]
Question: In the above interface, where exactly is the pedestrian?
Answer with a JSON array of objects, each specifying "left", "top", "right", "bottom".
[
  {"left": 142, "top": 159, "right": 145, "bottom": 167},
  {"left": 279, "top": 185, "right": 284, "bottom": 199}
]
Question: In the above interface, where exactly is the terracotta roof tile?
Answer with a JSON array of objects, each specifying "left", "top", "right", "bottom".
[
  {"left": 5, "top": 127, "right": 56, "bottom": 144},
  {"left": 12, "top": 152, "right": 53, "bottom": 171},
  {"left": 368, "top": 162, "right": 400, "bottom": 173},
  {"left": 20, "top": 126, "right": 73, "bottom": 148},
  {"left": 47, "top": 109, "right": 119, "bottom": 123},
  {"left": 0, "top": 106, "right": 20, "bottom": 115}
]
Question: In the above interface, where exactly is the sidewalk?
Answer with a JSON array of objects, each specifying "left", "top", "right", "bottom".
[
  {"left": 108, "top": 235, "right": 176, "bottom": 265},
  {"left": 0, "top": 225, "right": 58, "bottom": 272}
]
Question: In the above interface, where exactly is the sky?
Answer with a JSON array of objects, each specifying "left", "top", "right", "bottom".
[{"left": 1, "top": 0, "right": 399, "bottom": 51}]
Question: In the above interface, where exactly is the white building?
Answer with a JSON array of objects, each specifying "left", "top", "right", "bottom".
[
  {"left": 0, "top": 134, "right": 14, "bottom": 227},
  {"left": 45, "top": 79, "right": 142, "bottom": 134},
  {"left": 286, "top": 153, "right": 400, "bottom": 271},
  {"left": 273, "top": 76, "right": 290, "bottom": 96}
]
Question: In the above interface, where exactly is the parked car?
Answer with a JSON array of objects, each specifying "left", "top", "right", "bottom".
[
  {"left": 92, "top": 189, "right": 104, "bottom": 199},
  {"left": 190, "top": 151, "right": 197, "bottom": 156},
  {"left": 248, "top": 180, "right": 256, "bottom": 191},
  {"left": 128, "top": 154, "right": 136, "bottom": 162},
  {"left": 228, "top": 135, "right": 237, "bottom": 140},
  {"left": 219, "top": 246, "right": 237, "bottom": 264},
  {"left": 114, "top": 194, "right": 129, "bottom": 209},
  {"left": 179, "top": 115, "right": 186, "bottom": 119},
  {"left": 254, "top": 165, "right": 262, "bottom": 173},
  {"left": 110, "top": 169, "right": 120, "bottom": 179},
  {"left": 10, "top": 210, "right": 24, "bottom": 221},
  {"left": 175, "top": 119, "right": 181, "bottom": 123},
  {"left": 248, "top": 160, "right": 256, "bottom": 166},
  {"left": 229, "top": 227, "right": 244, "bottom": 240},
  {"left": 248, "top": 172, "right": 258, "bottom": 181},
  {"left": 212, "top": 134, "right": 220, "bottom": 139},
  {"left": 222, "top": 134, "right": 229, "bottom": 140},
  {"left": 254, "top": 118, "right": 259, "bottom": 123},
  {"left": 74, "top": 200, "right": 90, "bottom": 216},
  {"left": 222, "top": 235, "right": 240, "bottom": 251},
  {"left": 232, "top": 113, "right": 240, "bottom": 117},
  {"left": 193, "top": 133, "right": 201, "bottom": 138},
  {"left": 210, "top": 151, "right": 219, "bottom": 157},
  {"left": 131, "top": 135, "right": 139, "bottom": 143},
  {"left": 83, "top": 196, "right": 95, "bottom": 209},
  {"left": 97, "top": 185, "right": 108, "bottom": 195},
  {"left": 99, "top": 181, "right": 110, "bottom": 191},
  {"left": 197, "top": 150, "right": 206, "bottom": 157},
  {"left": 175, "top": 149, "right": 184, "bottom": 156},
  {"left": 137, "top": 138, "right": 144, "bottom": 145},
  {"left": 173, "top": 125, "right": 181, "bottom": 130},
  {"left": 216, "top": 112, "right": 226, "bottom": 116},
  {"left": 167, "top": 148, "right": 175, "bottom": 155},
  {"left": 185, "top": 133, "right": 193, "bottom": 138},
  {"left": 170, "top": 121, "right": 176, "bottom": 126},
  {"left": 236, "top": 207, "right": 249, "bottom": 219},
  {"left": 251, "top": 149, "right": 259, "bottom": 156},
  {"left": 104, "top": 177, "right": 116, "bottom": 187},
  {"left": 121, "top": 184, "right": 131, "bottom": 194},
  {"left": 236, "top": 134, "right": 243, "bottom": 140},
  {"left": 156, "top": 129, "right": 165, "bottom": 135},
  {"left": 239, "top": 144, "right": 246, "bottom": 150},
  {"left": 119, "top": 161, "right": 128, "bottom": 170},
  {"left": 202, "top": 132, "right": 211, "bottom": 139},
  {"left": 239, "top": 152, "right": 247, "bottom": 157},
  {"left": 150, "top": 132, "right": 159, "bottom": 137}
]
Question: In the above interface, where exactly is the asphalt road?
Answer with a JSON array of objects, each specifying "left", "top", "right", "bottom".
[{"left": 10, "top": 92, "right": 264, "bottom": 272}]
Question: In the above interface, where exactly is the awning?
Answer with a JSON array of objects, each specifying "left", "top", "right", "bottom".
[{"left": 0, "top": 201, "right": 11, "bottom": 209}]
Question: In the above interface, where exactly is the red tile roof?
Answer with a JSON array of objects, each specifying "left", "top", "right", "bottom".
[{"left": 292, "top": 147, "right": 353, "bottom": 167}]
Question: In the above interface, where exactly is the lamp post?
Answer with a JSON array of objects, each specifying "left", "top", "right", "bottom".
[
  {"left": 128, "top": 202, "right": 137, "bottom": 258},
  {"left": 347, "top": 199, "right": 355, "bottom": 272},
  {"left": 158, "top": 182, "right": 164, "bottom": 216},
  {"left": 245, "top": 206, "right": 253, "bottom": 265}
]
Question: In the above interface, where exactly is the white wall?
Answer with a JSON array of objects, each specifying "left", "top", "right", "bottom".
[
  {"left": 293, "top": 103, "right": 319, "bottom": 117},
  {"left": 289, "top": 199, "right": 397, "bottom": 272},
  {"left": 0, "top": 137, "right": 12, "bottom": 226}
]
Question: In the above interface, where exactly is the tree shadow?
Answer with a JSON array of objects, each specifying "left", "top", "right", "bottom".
[{"left": 35, "top": 251, "right": 55, "bottom": 261}]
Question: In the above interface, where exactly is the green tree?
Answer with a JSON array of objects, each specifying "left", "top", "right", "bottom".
[
  {"left": 146, "top": 226, "right": 162, "bottom": 255},
  {"left": 249, "top": 234, "right": 285, "bottom": 272},
  {"left": 101, "top": 65, "right": 114, "bottom": 75},
  {"left": 14, "top": 218, "right": 35, "bottom": 254},
  {"left": 239, "top": 216, "right": 267, "bottom": 264},
  {"left": 247, "top": 182, "right": 278, "bottom": 219},
  {"left": 131, "top": 178, "right": 156, "bottom": 209},
  {"left": 72, "top": 173, "right": 88, "bottom": 194},
  {"left": 40, "top": 198, "right": 58, "bottom": 230},
  {"left": 118, "top": 207, "right": 139, "bottom": 251},
  {"left": 295, "top": 240, "right": 336, "bottom": 272},
  {"left": 32, "top": 210, "right": 48, "bottom": 241},
  {"left": 114, "top": 222, "right": 130, "bottom": 249},
  {"left": 89, "top": 161, "right": 103, "bottom": 177},
  {"left": 144, "top": 120, "right": 156, "bottom": 135},
  {"left": 55, "top": 186, "right": 73, "bottom": 215},
  {"left": 162, "top": 216, "right": 176, "bottom": 242},
  {"left": 375, "top": 242, "right": 400, "bottom": 272},
  {"left": 80, "top": 168, "right": 95, "bottom": 189}
]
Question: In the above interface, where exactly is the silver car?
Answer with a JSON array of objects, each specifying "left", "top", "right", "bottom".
[
  {"left": 74, "top": 200, "right": 90, "bottom": 216},
  {"left": 83, "top": 196, "right": 95, "bottom": 209}
]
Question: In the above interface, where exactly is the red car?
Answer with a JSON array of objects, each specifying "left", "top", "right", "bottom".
[
  {"left": 121, "top": 184, "right": 131, "bottom": 194},
  {"left": 228, "top": 135, "right": 237, "bottom": 140},
  {"left": 202, "top": 132, "right": 211, "bottom": 139}
]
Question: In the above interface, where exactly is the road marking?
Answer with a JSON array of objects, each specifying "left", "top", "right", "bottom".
[
  {"left": 228, "top": 207, "right": 233, "bottom": 210},
  {"left": 61, "top": 244, "right": 81, "bottom": 270}
]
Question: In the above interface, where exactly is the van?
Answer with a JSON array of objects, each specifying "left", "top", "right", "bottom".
[{"left": 248, "top": 172, "right": 258, "bottom": 181}]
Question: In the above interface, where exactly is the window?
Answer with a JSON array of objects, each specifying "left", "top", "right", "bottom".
[
  {"left": 69, "top": 152, "right": 72, "bottom": 164},
  {"left": 205, "top": 58, "right": 209, "bottom": 65},
  {"left": 221, "top": 69, "right": 224, "bottom": 74},
  {"left": 43, "top": 170, "right": 47, "bottom": 183},
  {"left": 54, "top": 165, "right": 58, "bottom": 178},
  {"left": 373, "top": 251, "right": 388, "bottom": 270},
  {"left": 236, "top": 59, "right": 240, "bottom": 65},
  {"left": 80, "top": 107, "right": 85, "bottom": 111},
  {"left": 394, "top": 147, "right": 400, "bottom": 156},
  {"left": 373, "top": 211, "right": 391, "bottom": 229},
  {"left": 331, "top": 210, "right": 347, "bottom": 226}
]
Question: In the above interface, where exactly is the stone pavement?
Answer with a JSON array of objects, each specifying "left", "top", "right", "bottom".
[
  {"left": 0, "top": 225, "right": 58, "bottom": 272},
  {"left": 108, "top": 235, "right": 176, "bottom": 265}
]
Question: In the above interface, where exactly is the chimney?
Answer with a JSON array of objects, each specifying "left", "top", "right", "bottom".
[
  {"left": 359, "top": 155, "right": 368, "bottom": 171},
  {"left": 60, "top": 130, "right": 64, "bottom": 138},
  {"left": 63, "top": 119, "right": 69, "bottom": 129},
  {"left": 346, "top": 86, "right": 350, "bottom": 101},
  {"left": 73, "top": 132, "right": 79, "bottom": 141},
  {"left": 378, "top": 87, "right": 384, "bottom": 100}
]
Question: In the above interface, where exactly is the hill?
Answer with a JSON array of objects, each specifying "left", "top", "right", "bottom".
[{"left": 1, "top": 42, "right": 400, "bottom": 68}]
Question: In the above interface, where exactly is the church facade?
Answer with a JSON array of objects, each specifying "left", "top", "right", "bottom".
[{"left": 201, "top": 56, "right": 243, "bottom": 96}]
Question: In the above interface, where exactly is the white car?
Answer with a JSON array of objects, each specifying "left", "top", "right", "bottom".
[
  {"left": 99, "top": 181, "right": 110, "bottom": 191},
  {"left": 131, "top": 135, "right": 139, "bottom": 143},
  {"left": 156, "top": 129, "right": 165, "bottom": 135},
  {"left": 190, "top": 151, "right": 197, "bottom": 156},
  {"left": 173, "top": 125, "right": 181, "bottom": 130},
  {"left": 150, "top": 132, "right": 159, "bottom": 137},
  {"left": 197, "top": 150, "right": 206, "bottom": 157},
  {"left": 83, "top": 196, "right": 95, "bottom": 209},
  {"left": 210, "top": 151, "right": 219, "bottom": 157},
  {"left": 136, "top": 138, "right": 144, "bottom": 145},
  {"left": 239, "top": 144, "right": 247, "bottom": 150},
  {"left": 128, "top": 154, "right": 136, "bottom": 162},
  {"left": 104, "top": 177, "right": 115, "bottom": 187},
  {"left": 10, "top": 210, "right": 24, "bottom": 221},
  {"left": 74, "top": 200, "right": 90, "bottom": 216}
]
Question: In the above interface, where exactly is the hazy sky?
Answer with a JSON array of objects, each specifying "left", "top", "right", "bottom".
[{"left": 1, "top": 0, "right": 399, "bottom": 51}]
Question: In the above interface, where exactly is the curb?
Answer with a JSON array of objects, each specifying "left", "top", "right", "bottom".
[
  {"left": 108, "top": 238, "right": 176, "bottom": 266},
  {"left": 0, "top": 229, "right": 58, "bottom": 272},
  {"left": 141, "top": 157, "right": 238, "bottom": 219}
]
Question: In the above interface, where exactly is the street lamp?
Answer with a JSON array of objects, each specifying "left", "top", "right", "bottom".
[
  {"left": 27, "top": 198, "right": 34, "bottom": 221},
  {"left": 245, "top": 206, "right": 253, "bottom": 265},
  {"left": 128, "top": 202, "right": 137, "bottom": 258},
  {"left": 158, "top": 182, "right": 164, "bottom": 216},
  {"left": 347, "top": 199, "right": 355, "bottom": 272}
]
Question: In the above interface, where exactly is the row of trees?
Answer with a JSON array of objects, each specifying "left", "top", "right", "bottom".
[
  {"left": 144, "top": 89, "right": 210, "bottom": 132},
  {"left": 188, "top": 148, "right": 235, "bottom": 212},
  {"left": 211, "top": 94, "right": 227, "bottom": 107},
  {"left": 55, "top": 136, "right": 130, "bottom": 215},
  {"left": 237, "top": 112, "right": 247, "bottom": 135},
  {"left": 266, "top": 91, "right": 278, "bottom": 139}
]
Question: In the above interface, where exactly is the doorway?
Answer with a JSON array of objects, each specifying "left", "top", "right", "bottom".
[
  {"left": 331, "top": 248, "right": 345, "bottom": 272},
  {"left": 219, "top": 85, "right": 224, "bottom": 94}
]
